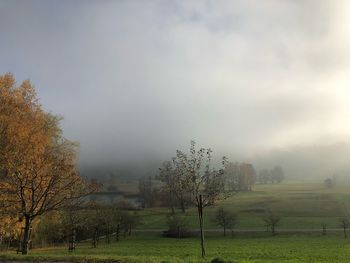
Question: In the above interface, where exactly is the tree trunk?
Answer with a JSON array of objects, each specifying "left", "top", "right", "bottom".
[
  {"left": 21, "top": 216, "right": 32, "bottom": 255},
  {"left": 72, "top": 228, "right": 76, "bottom": 250},
  {"left": 7, "top": 237, "right": 12, "bottom": 250},
  {"left": 322, "top": 225, "right": 326, "bottom": 236},
  {"left": 271, "top": 224, "right": 275, "bottom": 236},
  {"left": 96, "top": 230, "right": 100, "bottom": 246},
  {"left": 344, "top": 226, "right": 347, "bottom": 239},
  {"left": 170, "top": 192, "right": 175, "bottom": 215},
  {"left": 198, "top": 195, "right": 205, "bottom": 257},
  {"left": 223, "top": 225, "right": 226, "bottom": 237},
  {"left": 180, "top": 197, "right": 186, "bottom": 213},
  {"left": 116, "top": 223, "right": 120, "bottom": 242},
  {"left": 141, "top": 198, "right": 146, "bottom": 209},
  {"left": 106, "top": 226, "right": 110, "bottom": 244},
  {"left": 169, "top": 191, "right": 175, "bottom": 215},
  {"left": 92, "top": 228, "right": 98, "bottom": 248},
  {"left": 68, "top": 228, "right": 76, "bottom": 252},
  {"left": 92, "top": 235, "right": 96, "bottom": 248}
]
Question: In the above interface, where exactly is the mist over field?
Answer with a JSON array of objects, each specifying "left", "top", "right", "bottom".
[{"left": 2, "top": 0, "right": 350, "bottom": 178}]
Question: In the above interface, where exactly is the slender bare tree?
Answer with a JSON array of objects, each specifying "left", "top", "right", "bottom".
[
  {"left": 340, "top": 218, "right": 349, "bottom": 239},
  {"left": 213, "top": 207, "right": 238, "bottom": 237},
  {"left": 263, "top": 211, "right": 280, "bottom": 236},
  {"left": 165, "top": 141, "right": 228, "bottom": 257}
]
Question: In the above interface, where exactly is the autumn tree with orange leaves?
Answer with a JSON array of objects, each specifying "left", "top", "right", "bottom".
[{"left": 0, "top": 73, "right": 94, "bottom": 254}]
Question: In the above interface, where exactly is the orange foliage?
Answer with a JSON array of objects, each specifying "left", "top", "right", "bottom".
[{"left": 0, "top": 73, "right": 93, "bottom": 253}]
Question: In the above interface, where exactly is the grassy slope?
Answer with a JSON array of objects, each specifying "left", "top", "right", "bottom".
[{"left": 139, "top": 180, "right": 350, "bottom": 230}]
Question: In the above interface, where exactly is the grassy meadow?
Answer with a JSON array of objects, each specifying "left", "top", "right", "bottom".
[
  {"left": 139, "top": 179, "right": 350, "bottom": 230},
  {"left": 2, "top": 234, "right": 350, "bottom": 263},
  {"left": 3, "top": 179, "right": 350, "bottom": 262}
]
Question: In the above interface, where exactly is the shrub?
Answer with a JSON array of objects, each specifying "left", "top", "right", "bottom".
[{"left": 162, "top": 213, "right": 195, "bottom": 238}]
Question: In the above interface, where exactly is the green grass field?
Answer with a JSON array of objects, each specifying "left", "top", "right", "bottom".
[
  {"left": 2, "top": 233, "right": 350, "bottom": 263},
  {"left": 2, "top": 179, "right": 350, "bottom": 262},
  {"left": 138, "top": 180, "right": 350, "bottom": 230}
]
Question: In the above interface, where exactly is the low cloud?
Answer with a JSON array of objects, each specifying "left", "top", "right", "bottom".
[{"left": 1, "top": 0, "right": 350, "bottom": 173}]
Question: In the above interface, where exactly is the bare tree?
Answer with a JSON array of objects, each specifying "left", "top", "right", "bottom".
[
  {"left": 158, "top": 160, "right": 191, "bottom": 213},
  {"left": 120, "top": 211, "right": 141, "bottom": 237},
  {"left": 263, "top": 211, "right": 280, "bottom": 236},
  {"left": 322, "top": 224, "right": 327, "bottom": 236},
  {"left": 213, "top": 207, "right": 238, "bottom": 236},
  {"left": 138, "top": 176, "right": 156, "bottom": 208},
  {"left": 324, "top": 178, "right": 334, "bottom": 189},
  {"left": 111, "top": 206, "right": 123, "bottom": 242},
  {"left": 85, "top": 203, "right": 109, "bottom": 248},
  {"left": 271, "top": 166, "right": 285, "bottom": 183},
  {"left": 167, "top": 141, "right": 228, "bottom": 257},
  {"left": 157, "top": 162, "right": 176, "bottom": 214},
  {"left": 340, "top": 218, "right": 349, "bottom": 239},
  {"left": 224, "top": 162, "right": 256, "bottom": 191},
  {"left": 258, "top": 169, "right": 271, "bottom": 184},
  {"left": 100, "top": 207, "right": 114, "bottom": 244},
  {"left": 62, "top": 205, "right": 86, "bottom": 252}
]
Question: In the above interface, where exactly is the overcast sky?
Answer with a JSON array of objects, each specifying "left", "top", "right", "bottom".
[{"left": 1, "top": 0, "right": 350, "bottom": 167}]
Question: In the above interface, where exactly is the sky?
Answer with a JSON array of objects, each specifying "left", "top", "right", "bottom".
[{"left": 1, "top": 0, "right": 350, "bottom": 174}]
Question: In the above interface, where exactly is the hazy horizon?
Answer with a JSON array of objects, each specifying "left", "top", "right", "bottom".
[{"left": 1, "top": 0, "right": 350, "bottom": 177}]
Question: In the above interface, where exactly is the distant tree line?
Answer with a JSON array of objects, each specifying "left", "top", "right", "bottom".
[
  {"left": 224, "top": 162, "right": 256, "bottom": 191},
  {"left": 258, "top": 166, "right": 285, "bottom": 184}
]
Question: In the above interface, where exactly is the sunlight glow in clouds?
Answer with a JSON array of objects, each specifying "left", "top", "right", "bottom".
[{"left": 1, "top": 0, "right": 350, "bottom": 165}]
